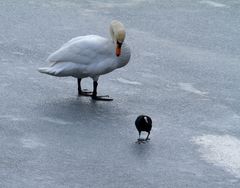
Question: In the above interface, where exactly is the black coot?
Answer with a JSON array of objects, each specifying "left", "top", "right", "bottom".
[{"left": 135, "top": 115, "right": 152, "bottom": 141}]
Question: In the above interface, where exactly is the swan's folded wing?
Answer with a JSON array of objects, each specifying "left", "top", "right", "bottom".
[{"left": 47, "top": 35, "right": 113, "bottom": 65}]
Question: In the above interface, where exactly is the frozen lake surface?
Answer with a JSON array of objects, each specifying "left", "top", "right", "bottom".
[{"left": 1, "top": 0, "right": 240, "bottom": 187}]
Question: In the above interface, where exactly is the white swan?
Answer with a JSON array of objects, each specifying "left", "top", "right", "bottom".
[{"left": 38, "top": 20, "right": 131, "bottom": 101}]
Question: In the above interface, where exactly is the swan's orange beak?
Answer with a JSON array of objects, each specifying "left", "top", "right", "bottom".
[{"left": 116, "top": 41, "right": 122, "bottom": 57}]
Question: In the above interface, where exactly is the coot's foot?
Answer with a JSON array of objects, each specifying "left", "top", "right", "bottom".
[{"left": 136, "top": 138, "right": 147, "bottom": 144}]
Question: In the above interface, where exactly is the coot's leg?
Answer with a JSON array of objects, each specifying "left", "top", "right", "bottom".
[
  {"left": 146, "top": 132, "right": 151, "bottom": 141},
  {"left": 137, "top": 131, "right": 146, "bottom": 144}
]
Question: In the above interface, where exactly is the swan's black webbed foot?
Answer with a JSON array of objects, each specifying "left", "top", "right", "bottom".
[
  {"left": 92, "top": 95, "right": 113, "bottom": 101},
  {"left": 91, "top": 81, "right": 113, "bottom": 101},
  {"left": 78, "top": 89, "right": 93, "bottom": 97}
]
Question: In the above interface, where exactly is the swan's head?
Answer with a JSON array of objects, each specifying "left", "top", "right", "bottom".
[{"left": 110, "top": 20, "right": 126, "bottom": 57}]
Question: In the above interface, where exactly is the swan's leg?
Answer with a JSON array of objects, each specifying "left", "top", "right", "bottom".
[
  {"left": 77, "top": 78, "right": 92, "bottom": 96},
  {"left": 92, "top": 81, "right": 113, "bottom": 101}
]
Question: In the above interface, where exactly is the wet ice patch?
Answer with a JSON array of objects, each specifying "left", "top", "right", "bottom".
[
  {"left": 21, "top": 138, "right": 45, "bottom": 149},
  {"left": 116, "top": 78, "right": 142, "bottom": 86},
  {"left": 178, "top": 83, "right": 208, "bottom": 96},
  {"left": 199, "top": 0, "right": 228, "bottom": 8},
  {"left": 193, "top": 134, "right": 240, "bottom": 178}
]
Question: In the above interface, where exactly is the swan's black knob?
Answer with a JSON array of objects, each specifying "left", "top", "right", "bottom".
[{"left": 135, "top": 115, "right": 152, "bottom": 141}]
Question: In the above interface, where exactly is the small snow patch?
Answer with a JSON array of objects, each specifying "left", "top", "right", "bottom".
[
  {"left": 116, "top": 78, "right": 142, "bottom": 86},
  {"left": 193, "top": 134, "right": 240, "bottom": 178},
  {"left": 178, "top": 83, "right": 207, "bottom": 96},
  {"left": 199, "top": 0, "right": 228, "bottom": 8}
]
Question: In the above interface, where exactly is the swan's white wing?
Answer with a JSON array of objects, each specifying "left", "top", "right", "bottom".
[
  {"left": 39, "top": 35, "right": 130, "bottom": 79},
  {"left": 47, "top": 35, "right": 113, "bottom": 65}
]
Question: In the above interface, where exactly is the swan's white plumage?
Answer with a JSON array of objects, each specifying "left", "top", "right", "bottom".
[{"left": 39, "top": 23, "right": 131, "bottom": 81}]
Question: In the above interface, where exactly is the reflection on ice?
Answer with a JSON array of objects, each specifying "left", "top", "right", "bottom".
[{"left": 193, "top": 134, "right": 240, "bottom": 178}]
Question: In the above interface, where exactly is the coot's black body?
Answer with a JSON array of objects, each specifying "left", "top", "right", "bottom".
[{"left": 135, "top": 115, "right": 152, "bottom": 140}]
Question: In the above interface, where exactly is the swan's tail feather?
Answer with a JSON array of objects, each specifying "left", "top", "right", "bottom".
[
  {"left": 38, "top": 62, "right": 79, "bottom": 77},
  {"left": 38, "top": 67, "right": 62, "bottom": 76}
]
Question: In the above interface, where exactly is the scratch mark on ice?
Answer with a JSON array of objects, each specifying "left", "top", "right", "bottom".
[
  {"left": 199, "top": 1, "right": 228, "bottom": 8},
  {"left": 116, "top": 78, "right": 142, "bottom": 86},
  {"left": 21, "top": 138, "right": 45, "bottom": 149},
  {"left": 178, "top": 83, "right": 208, "bottom": 96}
]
